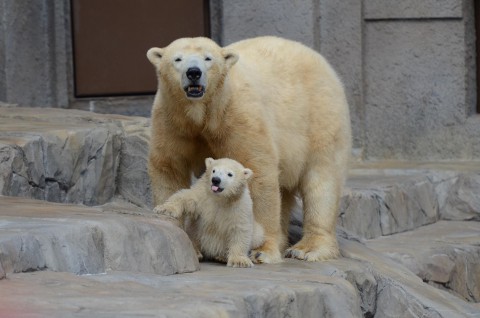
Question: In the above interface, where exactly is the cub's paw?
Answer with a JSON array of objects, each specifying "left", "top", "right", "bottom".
[
  {"left": 153, "top": 203, "right": 182, "bottom": 219},
  {"left": 227, "top": 255, "right": 254, "bottom": 268}
]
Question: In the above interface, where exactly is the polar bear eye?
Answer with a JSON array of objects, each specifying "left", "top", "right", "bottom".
[
  {"left": 227, "top": 173, "right": 233, "bottom": 177},
  {"left": 205, "top": 57, "right": 212, "bottom": 61},
  {"left": 174, "top": 57, "right": 182, "bottom": 62},
  {"left": 212, "top": 169, "right": 216, "bottom": 173}
]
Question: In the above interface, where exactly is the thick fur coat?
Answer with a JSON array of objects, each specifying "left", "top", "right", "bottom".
[
  {"left": 157, "top": 158, "right": 264, "bottom": 268},
  {"left": 147, "top": 36, "right": 351, "bottom": 263}
]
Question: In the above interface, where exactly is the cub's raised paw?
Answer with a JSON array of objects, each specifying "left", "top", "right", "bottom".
[
  {"left": 227, "top": 255, "right": 254, "bottom": 268},
  {"left": 153, "top": 204, "right": 181, "bottom": 219}
]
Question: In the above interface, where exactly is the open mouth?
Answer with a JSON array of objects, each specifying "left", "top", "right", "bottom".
[
  {"left": 211, "top": 185, "right": 224, "bottom": 193},
  {"left": 184, "top": 85, "right": 205, "bottom": 98}
]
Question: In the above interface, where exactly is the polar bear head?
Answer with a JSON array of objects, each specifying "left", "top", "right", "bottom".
[
  {"left": 147, "top": 38, "right": 238, "bottom": 100},
  {"left": 204, "top": 157, "right": 252, "bottom": 198}
]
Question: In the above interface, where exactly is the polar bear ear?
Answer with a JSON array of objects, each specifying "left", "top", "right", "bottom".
[
  {"left": 205, "top": 157, "right": 215, "bottom": 168},
  {"left": 243, "top": 168, "right": 253, "bottom": 180},
  {"left": 222, "top": 50, "right": 239, "bottom": 68},
  {"left": 147, "top": 47, "right": 164, "bottom": 65}
]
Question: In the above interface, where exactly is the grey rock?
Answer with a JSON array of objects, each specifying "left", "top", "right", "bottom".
[
  {"left": 115, "top": 118, "right": 153, "bottom": 208},
  {"left": 0, "top": 196, "right": 199, "bottom": 276},
  {"left": 0, "top": 107, "right": 151, "bottom": 206},
  {"left": 339, "top": 173, "right": 438, "bottom": 238},
  {"left": 366, "top": 221, "right": 480, "bottom": 302},
  {"left": 341, "top": 237, "right": 480, "bottom": 318},
  {"left": 339, "top": 188, "right": 383, "bottom": 239},
  {"left": 442, "top": 173, "right": 480, "bottom": 221}
]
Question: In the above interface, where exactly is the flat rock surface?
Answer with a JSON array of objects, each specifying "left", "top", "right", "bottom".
[
  {"left": 0, "top": 196, "right": 199, "bottom": 277},
  {"left": 367, "top": 220, "right": 480, "bottom": 303}
]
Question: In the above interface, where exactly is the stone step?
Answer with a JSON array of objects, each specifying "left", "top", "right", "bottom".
[
  {"left": 0, "top": 106, "right": 151, "bottom": 207},
  {"left": 366, "top": 220, "right": 480, "bottom": 303},
  {"left": 0, "top": 196, "right": 198, "bottom": 277},
  {"left": 0, "top": 196, "right": 479, "bottom": 317},
  {"left": 338, "top": 163, "right": 480, "bottom": 239}
]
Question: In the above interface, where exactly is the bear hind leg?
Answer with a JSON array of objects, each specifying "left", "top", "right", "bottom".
[{"left": 285, "top": 164, "right": 341, "bottom": 261}]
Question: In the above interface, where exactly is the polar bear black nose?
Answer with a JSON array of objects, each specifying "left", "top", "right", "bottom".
[
  {"left": 211, "top": 176, "right": 221, "bottom": 186},
  {"left": 186, "top": 67, "right": 202, "bottom": 81}
]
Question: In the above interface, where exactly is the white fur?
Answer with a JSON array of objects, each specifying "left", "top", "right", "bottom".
[{"left": 156, "top": 158, "right": 263, "bottom": 268}]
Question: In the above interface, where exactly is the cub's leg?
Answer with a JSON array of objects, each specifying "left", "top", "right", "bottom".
[
  {"left": 285, "top": 161, "right": 343, "bottom": 261},
  {"left": 227, "top": 229, "right": 254, "bottom": 268}
]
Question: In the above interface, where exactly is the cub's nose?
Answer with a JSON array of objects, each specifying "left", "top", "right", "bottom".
[
  {"left": 211, "top": 176, "right": 221, "bottom": 186},
  {"left": 186, "top": 67, "right": 202, "bottom": 81}
]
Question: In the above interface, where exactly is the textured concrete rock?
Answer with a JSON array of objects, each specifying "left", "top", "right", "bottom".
[
  {"left": 0, "top": 107, "right": 151, "bottom": 206},
  {"left": 0, "top": 232, "right": 478, "bottom": 318},
  {"left": 0, "top": 196, "right": 199, "bottom": 277},
  {"left": 340, "top": 235, "right": 480, "bottom": 318},
  {"left": 0, "top": 263, "right": 364, "bottom": 318},
  {"left": 442, "top": 173, "right": 480, "bottom": 221},
  {"left": 339, "top": 174, "right": 438, "bottom": 238},
  {"left": 115, "top": 118, "right": 153, "bottom": 208},
  {"left": 366, "top": 221, "right": 480, "bottom": 303}
]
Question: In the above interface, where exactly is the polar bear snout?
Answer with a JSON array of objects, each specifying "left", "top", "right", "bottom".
[
  {"left": 211, "top": 176, "right": 221, "bottom": 186},
  {"left": 211, "top": 176, "right": 224, "bottom": 193},
  {"left": 186, "top": 67, "right": 202, "bottom": 81}
]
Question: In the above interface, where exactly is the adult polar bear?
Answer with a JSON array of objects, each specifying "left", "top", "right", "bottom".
[{"left": 147, "top": 36, "right": 351, "bottom": 263}]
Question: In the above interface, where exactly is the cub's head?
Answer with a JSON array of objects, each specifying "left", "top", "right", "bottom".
[
  {"left": 204, "top": 157, "right": 252, "bottom": 198},
  {"left": 147, "top": 37, "right": 238, "bottom": 100}
]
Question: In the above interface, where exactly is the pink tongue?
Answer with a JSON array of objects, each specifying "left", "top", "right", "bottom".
[{"left": 211, "top": 185, "right": 219, "bottom": 192}]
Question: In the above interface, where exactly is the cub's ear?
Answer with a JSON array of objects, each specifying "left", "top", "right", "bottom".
[
  {"left": 205, "top": 157, "right": 215, "bottom": 168},
  {"left": 222, "top": 49, "right": 239, "bottom": 68},
  {"left": 147, "top": 47, "right": 164, "bottom": 65},
  {"left": 243, "top": 168, "right": 253, "bottom": 180}
]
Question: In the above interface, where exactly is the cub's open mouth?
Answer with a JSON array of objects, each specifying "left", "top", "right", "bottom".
[
  {"left": 184, "top": 85, "right": 205, "bottom": 98},
  {"left": 211, "top": 185, "right": 224, "bottom": 193}
]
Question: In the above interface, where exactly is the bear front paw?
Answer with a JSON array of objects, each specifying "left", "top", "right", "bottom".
[
  {"left": 153, "top": 204, "right": 182, "bottom": 219},
  {"left": 227, "top": 255, "right": 254, "bottom": 268}
]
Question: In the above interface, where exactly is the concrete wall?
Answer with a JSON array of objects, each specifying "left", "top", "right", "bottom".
[
  {"left": 0, "top": 0, "right": 69, "bottom": 107},
  {"left": 0, "top": 0, "right": 478, "bottom": 160},
  {"left": 362, "top": 0, "right": 480, "bottom": 160}
]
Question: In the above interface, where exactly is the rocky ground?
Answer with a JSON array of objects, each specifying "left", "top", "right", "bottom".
[{"left": 0, "top": 106, "right": 479, "bottom": 317}]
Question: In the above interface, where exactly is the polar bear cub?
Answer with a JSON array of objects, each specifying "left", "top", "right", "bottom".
[{"left": 156, "top": 157, "right": 264, "bottom": 268}]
